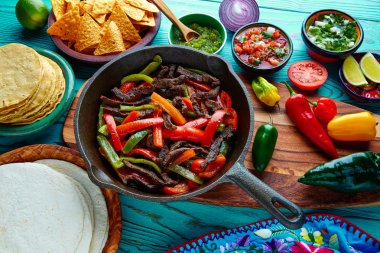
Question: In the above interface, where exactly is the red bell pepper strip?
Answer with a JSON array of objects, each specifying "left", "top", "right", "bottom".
[
  {"left": 116, "top": 118, "right": 163, "bottom": 139},
  {"left": 202, "top": 110, "right": 227, "bottom": 147},
  {"left": 151, "top": 92, "right": 187, "bottom": 125},
  {"left": 152, "top": 110, "right": 163, "bottom": 148},
  {"left": 186, "top": 180, "right": 199, "bottom": 189},
  {"left": 162, "top": 127, "right": 205, "bottom": 143},
  {"left": 128, "top": 148, "right": 159, "bottom": 163},
  {"left": 284, "top": 82, "right": 339, "bottom": 159},
  {"left": 120, "top": 82, "right": 135, "bottom": 93},
  {"left": 224, "top": 108, "right": 238, "bottom": 130},
  {"left": 103, "top": 113, "right": 123, "bottom": 151},
  {"left": 190, "top": 158, "right": 205, "bottom": 174},
  {"left": 185, "top": 79, "right": 212, "bottom": 91},
  {"left": 199, "top": 154, "right": 226, "bottom": 178},
  {"left": 183, "top": 117, "right": 209, "bottom": 128},
  {"left": 310, "top": 97, "right": 337, "bottom": 127},
  {"left": 162, "top": 183, "right": 190, "bottom": 195},
  {"left": 173, "top": 149, "right": 196, "bottom": 165},
  {"left": 218, "top": 90, "right": 232, "bottom": 108},
  {"left": 122, "top": 111, "right": 140, "bottom": 125},
  {"left": 182, "top": 97, "right": 194, "bottom": 111}
]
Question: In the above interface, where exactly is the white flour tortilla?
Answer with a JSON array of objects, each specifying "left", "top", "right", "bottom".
[
  {"left": 0, "top": 163, "right": 92, "bottom": 253},
  {"left": 36, "top": 159, "right": 109, "bottom": 253}
]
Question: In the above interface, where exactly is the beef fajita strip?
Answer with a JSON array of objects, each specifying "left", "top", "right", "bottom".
[{"left": 176, "top": 66, "right": 221, "bottom": 86}]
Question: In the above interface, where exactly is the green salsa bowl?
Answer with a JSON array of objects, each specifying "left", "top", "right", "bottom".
[{"left": 168, "top": 13, "right": 227, "bottom": 54}]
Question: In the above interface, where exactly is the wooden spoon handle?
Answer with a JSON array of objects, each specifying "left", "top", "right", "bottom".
[{"left": 150, "top": 0, "right": 188, "bottom": 32}]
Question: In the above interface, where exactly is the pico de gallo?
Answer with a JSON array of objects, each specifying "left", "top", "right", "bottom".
[
  {"left": 96, "top": 55, "right": 237, "bottom": 195},
  {"left": 234, "top": 26, "right": 289, "bottom": 68}
]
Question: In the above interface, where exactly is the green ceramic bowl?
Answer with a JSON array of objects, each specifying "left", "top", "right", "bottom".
[
  {"left": 168, "top": 13, "right": 227, "bottom": 54},
  {"left": 0, "top": 48, "right": 75, "bottom": 139}
]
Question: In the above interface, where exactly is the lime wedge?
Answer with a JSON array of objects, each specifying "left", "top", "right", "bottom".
[
  {"left": 360, "top": 52, "right": 380, "bottom": 83},
  {"left": 342, "top": 55, "right": 368, "bottom": 86}
]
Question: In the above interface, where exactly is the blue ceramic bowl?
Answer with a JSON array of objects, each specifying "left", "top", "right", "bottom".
[
  {"left": 301, "top": 9, "right": 364, "bottom": 63},
  {"left": 0, "top": 48, "right": 75, "bottom": 140},
  {"left": 338, "top": 52, "right": 380, "bottom": 102}
]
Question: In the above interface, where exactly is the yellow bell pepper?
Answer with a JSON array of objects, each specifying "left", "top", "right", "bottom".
[
  {"left": 327, "top": 111, "right": 377, "bottom": 141},
  {"left": 251, "top": 76, "right": 281, "bottom": 107}
]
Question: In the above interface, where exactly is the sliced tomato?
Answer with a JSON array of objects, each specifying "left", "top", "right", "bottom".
[{"left": 287, "top": 60, "right": 328, "bottom": 91}]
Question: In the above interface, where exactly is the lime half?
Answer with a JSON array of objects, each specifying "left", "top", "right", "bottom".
[
  {"left": 342, "top": 55, "right": 368, "bottom": 86},
  {"left": 360, "top": 52, "right": 380, "bottom": 83}
]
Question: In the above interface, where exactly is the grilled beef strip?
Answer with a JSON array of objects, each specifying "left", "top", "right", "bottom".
[
  {"left": 121, "top": 161, "right": 165, "bottom": 189},
  {"left": 191, "top": 86, "right": 220, "bottom": 100},
  {"left": 205, "top": 99, "right": 223, "bottom": 112},
  {"left": 176, "top": 66, "right": 221, "bottom": 86},
  {"left": 162, "top": 111, "right": 177, "bottom": 130},
  {"left": 152, "top": 75, "right": 185, "bottom": 89},
  {"left": 162, "top": 147, "right": 190, "bottom": 167},
  {"left": 112, "top": 86, "right": 155, "bottom": 102},
  {"left": 157, "top": 65, "right": 169, "bottom": 78},
  {"left": 168, "top": 64, "right": 177, "bottom": 78},
  {"left": 103, "top": 106, "right": 129, "bottom": 117},
  {"left": 100, "top": 96, "right": 123, "bottom": 106},
  {"left": 156, "top": 85, "right": 186, "bottom": 98}
]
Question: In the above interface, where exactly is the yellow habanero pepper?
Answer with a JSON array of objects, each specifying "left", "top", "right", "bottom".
[
  {"left": 251, "top": 76, "right": 281, "bottom": 107},
  {"left": 327, "top": 111, "right": 377, "bottom": 141}
]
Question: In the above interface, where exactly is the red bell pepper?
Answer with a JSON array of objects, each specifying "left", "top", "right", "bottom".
[
  {"left": 121, "top": 111, "right": 140, "bottom": 125},
  {"left": 182, "top": 97, "right": 194, "bottom": 111},
  {"left": 183, "top": 118, "right": 209, "bottom": 128},
  {"left": 199, "top": 154, "right": 226, "bottom": 178},
  {"left": 120, "top": 82, "right": 135, "bottom": 93},
  {"left": 162, "top": 183, "right": 190, "bottom": 195},
  {"left": 152, "top": 110, "right": 163, "bottom": 148},
  {"left": 185, "top": 79, "right": 212, "bottom": 91},
  {"left": 173, "top": 149, "right": 196, "bottom": 165},
  {"left": 218, "top": 90, "right": 232, "bottom": 108},
  {"left": 190, "top": 158, "right": 205, "bottom": 174},
  {"left": 186, "top": 180, "right": 198, "bottom": 189},
  {"left": 310, "top": 97, "right": 337, "bottom": 127},
  {"left": 151, "top": 92, "right": 186, "bottom": 125},
  {"left": 103, "top": 113, "right": 123, "bottom": 151},
  {"left": 162, "top": 127, "right": 205, "bottom": 143},
  {"left": 127, "top": 148, "right": 158, "bottom": 163},
  {"left": 202, "top": 110, "right": 227, "bottom": 147},
  {"left": 116, "top": 118, "right": 163, "bottom": 139},
  {"left": 224, "top": 108, "right": 238, "bottom": 130},
  {"left": 284, "top": 82, "right": 339, "bottom": 158}
]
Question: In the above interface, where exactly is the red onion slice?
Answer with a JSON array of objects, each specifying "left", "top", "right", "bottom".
[{"left": 219, "top": 0, "right": 260, "bottom": 32}]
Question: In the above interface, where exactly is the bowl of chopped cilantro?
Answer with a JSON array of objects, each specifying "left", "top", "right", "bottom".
[
  {"left": 168, "top": 13, "right": 227, "bottom": 54},
  {"left": 302, "top": 9, "right": 364, "bottom": 62}
]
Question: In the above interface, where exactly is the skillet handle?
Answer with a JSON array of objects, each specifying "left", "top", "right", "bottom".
[{"left": 225, "top": 163, "right": 305, "bottom": 229}]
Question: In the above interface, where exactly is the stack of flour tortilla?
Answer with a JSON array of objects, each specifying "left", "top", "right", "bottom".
[{"left": 0, "top": 160, "right": 108, "bottom": 253}]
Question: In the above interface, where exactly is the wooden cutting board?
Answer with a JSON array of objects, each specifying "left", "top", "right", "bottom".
[
  {"left": 63, "top": 75, "right": 380, "bottom": 208},
  {"left": 0, "top": 144, "right": 122, "bottom": 253}
]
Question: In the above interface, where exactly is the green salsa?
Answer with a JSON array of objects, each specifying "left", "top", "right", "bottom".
[{"left": 177, "top": 23, "right": 222, "bottom": 53}]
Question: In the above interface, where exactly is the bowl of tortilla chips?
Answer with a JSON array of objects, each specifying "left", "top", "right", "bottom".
[
  {"left": 0, "top": 43, "right": 75, "bottom": 140},
  {"left": 47, "top": 0, "right": 161, "bottom": 64}
]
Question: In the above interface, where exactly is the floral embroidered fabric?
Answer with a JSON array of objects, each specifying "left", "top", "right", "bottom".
[{"left": 168, "top": 214, "right": 380, "bottom": 253}]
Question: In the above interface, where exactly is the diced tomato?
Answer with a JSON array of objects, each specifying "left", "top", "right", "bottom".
[
  {"left": 269, "top": 41, "right": 278, "bottom": 47},
  {"left": 120, "top": 82, "right": 135, "bottom": 93},
  {"left": 234, "top": 45, "right": 243, "bottom": 54},
  {"left": 269, "top": 58, "right": 280, "bottom": 66},
  {"left": 163, "top": 183, "right": 190, "bottom": 195},
  {"left": 258, "top": 34, "right": 263, "bottom": 41},
  {"left": 254, "top": 51, "right": 261, "bottom": 59},
  {"left": 243, "top": 43, "right": 253, "bottom": 53},
  {"left": 190, "top": 159, "right": 205, "bottom": 174},
  {"left": 254, "top": 44, "right": 264, "bottom": 51},
  {"left": 273, "top": 30, "right": 280, "bottom": 39},
  {"left": 252, "top": 28, "right": 260, "bottom": 35}
]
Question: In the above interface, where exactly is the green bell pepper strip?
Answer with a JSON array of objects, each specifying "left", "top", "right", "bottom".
[
  {"left": 168, "top": 164, "right": 204, "bottom": 184},
  {"left": 122, "top": 130, "right": 150, "bottom": 154},
  {"left": 97, "top": 135, "right": 124, "bottom": 170},
  {"left": 216, "top": 123, "right": 225, "bottom": 133},
  {"left": 219, "top": 141, "right": 229, "bottom": 156},
  {"left": 185, "top": 67, "right": 207, "bottom": 75},
  {"left": 184, "top": 111, "right": 197, "bottom": 118},
  {"left": 120, "top": 104, "right": 158, "bottom": 111},
  {"left": 139, "top": 55, "right": 162, "bottom": 76},
  {"left": 98, "top": 124, "right": 110, "bottom": 137},
  {"left": 121, "top": 74, "right": 153, "bottom": 84},
  {"left": 121, "top": 156, "right": 162, "bottom": 173},
  {"left": 98, "top": 105, "right": 105, "bottom": 129},
  {"left": 298, "top": 151, "right": 380, "bottom": 193},
  {"left": 252, "top": 115, "right": 278, "bottom": 172},
  {"left": 183, "top": 85, "right": 189, "bottom": 98},
  {"left": 114, "top": 116, "right": 124, "bottom": 124}
]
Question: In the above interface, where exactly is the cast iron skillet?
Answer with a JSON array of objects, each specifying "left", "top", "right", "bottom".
[{"left": 75, "top": 45, "right": 305, "bottom": 229}]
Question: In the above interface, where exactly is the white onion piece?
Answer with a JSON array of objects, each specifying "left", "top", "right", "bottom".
[{"left": 219, "top": 0, "right": 260, "bottom": 32}]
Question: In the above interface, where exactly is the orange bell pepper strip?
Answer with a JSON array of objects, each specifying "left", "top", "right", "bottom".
[
  {"left": 152, "top": 110, "right": 163, "bottom": 148},
  {"left": 121, "top": 111, "right": 140, "bottom": 125},
  {"left": 162, "top": 127, "right": 205, "bottom": 143},
  {"left": 199, "top": 154, "right": 226, "bottom": 178},
  {"left": 151, "top": 92, "right": 186, "bottom": 125},
  {"left": 182, "top": 97, "right": 194, "bottom": 111},
  {"left": 173, "top": 149, "right": 196, "bottom": 165},
  {"left": 116, "top": 118, "right": 163, "bottom": 139}
]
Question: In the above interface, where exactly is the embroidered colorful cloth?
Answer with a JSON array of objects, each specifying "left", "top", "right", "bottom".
[{"left": 168, "top": 214, "right": 380, "bottom": 253}]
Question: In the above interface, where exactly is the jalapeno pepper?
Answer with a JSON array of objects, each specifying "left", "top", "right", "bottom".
[
  {"left": 122, "top": 130, "right": 149, "bottom": 154},
  {"left": 252, "top": 115, "right": 278, "bottom": 172},
  {"left": 121, "top": 73, "right": 153, "bottom": 84},
  {"left": 104, "top": 113, "right": 123, "bottom": 151},
  {"left": 139, "top": 55, "right": 162, "bottom": 76},
  {"left": 298, "top": 151, "right": 380, "bottom": 193},
  {"left": 168, "top": 164, "right": 203, "bottom": 184},
  {"left": 121, "top": 156, "right": 162, "bottom": 173},
  {"left": 120, "top": 104, "right": 158, "bottom": 111},
  {"left": 97, "top": 135, "right": 124, "bottom": 170}
]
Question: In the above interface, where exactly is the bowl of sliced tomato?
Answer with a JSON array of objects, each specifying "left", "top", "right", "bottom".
[{"left": 232, "top": 22, "right": 293, "bottom": 75}]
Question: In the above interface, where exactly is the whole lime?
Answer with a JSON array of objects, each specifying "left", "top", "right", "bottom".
[{"left": 16, "top": 0, "right": 49, "bottom": 30}]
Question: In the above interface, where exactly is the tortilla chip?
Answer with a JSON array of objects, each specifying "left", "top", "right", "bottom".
[
  {"left": 106, "top": 3, "right": 141, "bottom": 42},
  {"left": 131, "top": 12, "right": 155, "bottom": 27},
  {"left": 67, "top": 40, "right": 75, "bottom": 48},
  {"left": 90, "top": 13, "right": 107, "bottom": 24},
  {"left": 124, "top": 41, "right": 134, "bottom": 49},
  {"left": 140, "top": 13, "right": 150, "bottom": 22},
  {"left": 51, "top": 0, "right": 66, "bottom": 20},
  {"left": 124, "top": 0, "right": 158, "bottom": 13},
  {"left": 94, "top": 21, "right": 125, "bottom": 55},
  {"left": 116, "top": 0, "right": 145, "bottom": 21},
  {"left": 75, "top": 13, "right": 102, "bottom": 52},
  {"left": 92, "top": 0, "right": 115, "bottom": 15},
  {"left": 83, "top": 0, "right": 94, "bottom": 13},
  {"left": 47, "top": 4, "right": 81, "bottom": 41},
  {"left": 65, "top": 0, "right": 79, "bottom": 12}
]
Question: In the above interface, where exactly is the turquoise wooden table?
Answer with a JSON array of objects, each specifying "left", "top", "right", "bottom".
[{"left": 1, "top": 0, "right": 380, "bottom": 252}]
